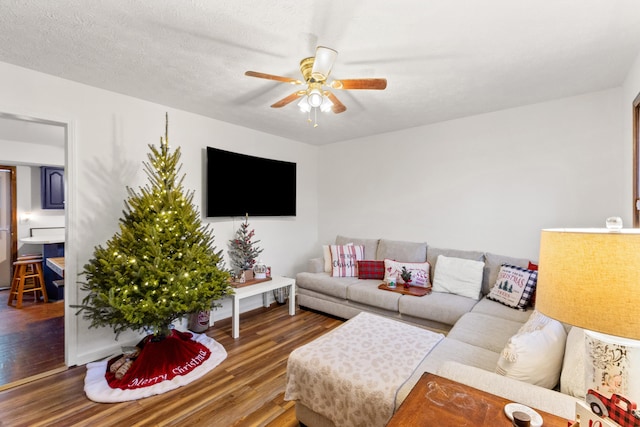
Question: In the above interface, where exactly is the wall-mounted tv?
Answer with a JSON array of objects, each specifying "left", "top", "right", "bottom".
[{"left": 206, "top": 147, "right": 296, "bottom": 217}]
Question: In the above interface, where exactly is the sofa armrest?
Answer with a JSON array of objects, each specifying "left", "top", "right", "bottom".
[
  {"left": 436, "top": 361, "right": 578, "bottom": 421},
  {"left": 307, "top": 257, "right": 324, "bottom": 273}
]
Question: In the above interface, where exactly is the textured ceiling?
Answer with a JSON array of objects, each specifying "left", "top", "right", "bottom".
[{"left": 2, "top": 1, "right": 640, "bottom": 145}]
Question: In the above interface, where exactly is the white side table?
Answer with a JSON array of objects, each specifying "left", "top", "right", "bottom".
[{"left": 231, "top": 276, "right": 296, "bottom": 339}]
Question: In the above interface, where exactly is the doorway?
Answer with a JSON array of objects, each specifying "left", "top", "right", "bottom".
[
  {"left": 0, "top": 113, "right": 67, "bottom": 388},
  {"left": 0, "top": 166, "right": 16, "bottom": 290}
]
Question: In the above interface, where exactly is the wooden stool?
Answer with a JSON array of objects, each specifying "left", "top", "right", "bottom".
[{"left": 7, "top": 257, "right": 48, "bottom": 308}]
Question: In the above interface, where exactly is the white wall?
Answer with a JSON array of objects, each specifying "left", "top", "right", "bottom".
[
  {"left": 13, "top": 164, "right": 66, "bottom": 252},
  {"left": 318, "top": 88, "right": 626, "bottom": 261},
  {"left": 0, "top": 61, "right": 319, "bottom": 365},
  {"left": 0, "top": 138, "right": 66, "bottom": 245}
]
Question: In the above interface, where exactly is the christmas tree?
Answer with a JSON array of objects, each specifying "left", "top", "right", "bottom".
[
  {"left": 76, "top": 114, "right": 232, "bottom": 338},
  {"left": 228, "top": 214, "right": 263, "bottom": 275}
]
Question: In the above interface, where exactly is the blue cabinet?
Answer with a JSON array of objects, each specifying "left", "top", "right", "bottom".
[
  {"left": 43, "top": 243, "right": 65, "bottom": 300},
  {"left": 41, "top": 167, "right": 65, "bottom": 209}
]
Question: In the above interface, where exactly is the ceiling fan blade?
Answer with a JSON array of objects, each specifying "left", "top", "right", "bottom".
[
  {"left": 331, "top": 78, "right": 387, "bottom": 90},
  {"left": 245, "top": 71, "right": 302, "bottom": 85},
  {"left": 325, "top": 91, "right": 347, "bottom": 114},
  {"left": 311, "top": 46, "right": 338, "bottom": 81},
  {"left": 270, "top": 91, "right": 305, "bottom": 108}
]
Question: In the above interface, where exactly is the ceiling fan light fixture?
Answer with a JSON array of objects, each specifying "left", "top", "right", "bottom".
[
  {"left": 307, "top": 89, "right": 323, "bottom": 108},
  {"left": 320, "top": 96, "right": 334, "bottom": 113},
  {"left": 311, "top": 46, "right": 338, "bottom": 81},
  {"left": 298, "top": 96, "right": 311, "bottom": 113}
]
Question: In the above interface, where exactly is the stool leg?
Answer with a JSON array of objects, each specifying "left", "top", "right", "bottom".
[
  {"left": 7, "top": 264, "right": 20, "bottom": 306},
  {"left": 15, "top": 264, "right": 26, "bottom": 309},
  {"left": 35, "top": 262, "right": 48, "bottom": 303}
]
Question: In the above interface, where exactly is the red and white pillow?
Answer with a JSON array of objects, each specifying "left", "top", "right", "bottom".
[
  {"left": 383, "top": 259, "right": 430, "bottom": 287},
  {"left": 329, "top": 245, "right": 365, "bottom": 277}
]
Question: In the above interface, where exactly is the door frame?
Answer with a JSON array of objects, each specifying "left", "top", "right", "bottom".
[
  {"left": 634, "top": 91, "right": 640, "bottom": 227},
  {"left": 0, "top": 110, "right": 76, "bottom": 367},
  {"left": 0, "top": 165, "right": 17, "bottom": 286}
]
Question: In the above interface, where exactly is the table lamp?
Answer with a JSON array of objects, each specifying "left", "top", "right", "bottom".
[{"left": 536, "top": 224, "right": 640, "bottom": 424}]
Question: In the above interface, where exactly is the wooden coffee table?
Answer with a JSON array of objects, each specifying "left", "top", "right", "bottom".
[{"left": 387, "top": 372, "right": 572, "bottom": 426}]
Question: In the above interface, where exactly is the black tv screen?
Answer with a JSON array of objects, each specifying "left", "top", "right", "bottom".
[{"left": 206, "top": 147, "right": 296, "bottom": 217}]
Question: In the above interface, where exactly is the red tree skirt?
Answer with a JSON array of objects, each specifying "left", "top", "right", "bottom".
[{"left": 84, "top": 330, "right": 226, "bottom": 403}]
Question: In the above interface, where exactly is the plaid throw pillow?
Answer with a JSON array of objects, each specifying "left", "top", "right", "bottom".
[
  {"left": 357, "top": 260, "right": 385, "bottom": 280},
  {"left": 487, "top": 264, "right": 538, "bottom": 310}
]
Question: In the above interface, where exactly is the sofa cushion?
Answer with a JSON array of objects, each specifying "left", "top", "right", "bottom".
[
  {"left": 347, "top": 280, "right": 402, "bottom": 311},
  {"left": 496, "top": 311, "right": 567, "bottom": 389},
  {"left": 471, "top": 297, "right": 533, "bottom": 323},
  {"left": 560, "top": 326, "right": 585, "bottom": 399},
  {"left": 335, "top": 235, "right": 380, "bottom": 261},
  {"left": 295, "top": 272, "right": 360, "bottom": 299},
  {"left": 486, "top": 264, "right": 538, "bottom": 310},
  {"left": 427, "top": 247, "right": 484, "bottom": 281},
  {"left": 483, "top": 252, "right": 530, "bottom": 295},
  {"left": 420, "top": 336, "right": 502, "bottom": 375},
  {"left": 399, "top": 291, "right": 478, "bottom": 326},
  {"left": 447, "top": 312, "right": 524, "bottom": 353},
  {"left": 357, "top": 260, "right": 385, "bottom": 280},
  {"left": 376, "top": 239, "right": 427, "bottom": 262},
  {"left": 397, "top": 339, "right": 502, "bottom": 408},
  {"left": 432, "top": 255, "right": 485, "bottom": 300},
  {"left": 436, "top": 362, "right": 580, "bottom": 422},
  {"left": 329, "top": 244, "right": 364, "bottom": 277},
  {"left": 383, "top": 259, "right": 430, "bottom": 287}
]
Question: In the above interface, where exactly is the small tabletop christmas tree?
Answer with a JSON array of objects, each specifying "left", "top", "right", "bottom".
[
  {"left": 228, "top": 214, "right": 263, "bottom": 277},
  {"left": 76, "top": 114, "right": 232, "bottom": 338}
]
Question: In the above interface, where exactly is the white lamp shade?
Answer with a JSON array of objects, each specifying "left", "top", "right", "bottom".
[
  {"left": 297, "top": 97, "right": 311, "bottom": 113},
  {"left": 320, "top": 96, "right": 334, "bottom": 112},
  {"left": 311, "top": 46, "right": 338, "bottom": 80},
  {"left": 307, "top": 89, "right": 323, "bottom": 108}
]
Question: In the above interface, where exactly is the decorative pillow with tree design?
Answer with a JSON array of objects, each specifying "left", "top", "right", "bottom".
[
  {"left": 487, "top": 264, "right": 537, "bottom": 310},
  {"left": 383, "top": 259, "right": 430, "bottom": 287}
]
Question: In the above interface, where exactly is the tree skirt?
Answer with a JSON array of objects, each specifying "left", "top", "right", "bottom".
[{"left": 84, "top": 330, "right": 226, "bottom": 403}]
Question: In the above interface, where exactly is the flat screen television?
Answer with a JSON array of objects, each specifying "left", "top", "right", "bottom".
[{"left": 206, "top": 147, "right": 296, "bottom": 217}]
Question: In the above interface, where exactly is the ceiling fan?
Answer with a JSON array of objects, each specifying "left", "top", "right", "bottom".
[{"left": 245, "top": 46, "right": 387, "bottom": 116}]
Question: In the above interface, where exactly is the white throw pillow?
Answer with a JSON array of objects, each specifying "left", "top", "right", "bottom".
[
  {"left": 383, "top": 259, "right": 431, "bottom": 287},
  {"left": 560, "top": 327, "right": 586, "bottom": 398},
  {"left": 322, "top": 245, "right": 332, "bottom": 273},
  {"left": 431, "top": 255, "right": 484, "bottom": 300},
  {"left": 496, "top": 311, "right": 567, "bottom": 389}
]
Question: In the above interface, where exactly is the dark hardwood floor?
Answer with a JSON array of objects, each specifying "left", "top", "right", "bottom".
[
  {"left": 0, "top": 302, "right": 343, "bottom": 427},
  {"left": 0, "top": 290, "right": 65, "bottom": 387}
]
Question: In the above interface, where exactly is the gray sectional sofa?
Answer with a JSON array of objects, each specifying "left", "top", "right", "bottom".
[
  {"left": 293, "top": 236, "right": 584, "bottom": 425},
  {"left": 296, "top": 236, "right": 530, "bottom": 332}
]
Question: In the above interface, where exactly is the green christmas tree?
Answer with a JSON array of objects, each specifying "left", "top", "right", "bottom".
[
  {"left": 228, "top": 214, "right": 263, "bottom": 275},
  {"left": 76, "top": 115, "right": 232, "bottom": 338}
]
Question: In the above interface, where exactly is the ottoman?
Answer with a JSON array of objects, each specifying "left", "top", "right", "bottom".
[{"left": 285, "top": 312, "right": 444, "bottom": 427}]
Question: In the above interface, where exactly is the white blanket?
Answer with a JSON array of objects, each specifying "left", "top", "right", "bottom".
[{"left": 285, "top": 312, "right": 444, "bottom": 427}]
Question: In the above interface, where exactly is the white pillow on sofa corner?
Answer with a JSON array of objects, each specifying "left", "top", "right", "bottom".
[
  {"left": 559, "top": 326, "right": 586, "bottom": 398},
  {"left": 496, "top": 310, "right": 567, "bottom": 389},
  {"left": 431, "top": 255, "right": 485, "bottom": 300}
]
